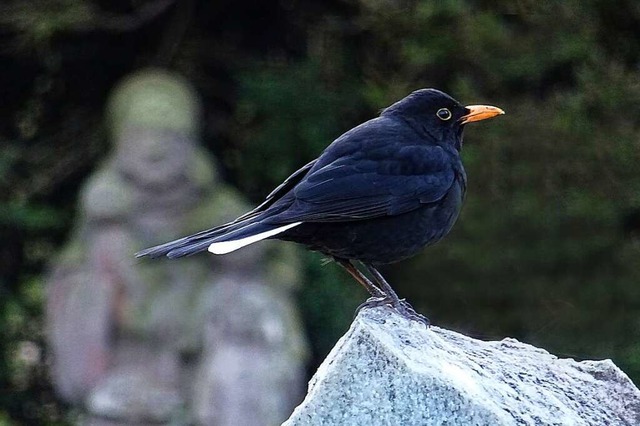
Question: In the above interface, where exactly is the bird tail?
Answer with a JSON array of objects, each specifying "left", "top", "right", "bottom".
[{"left": 135, "top": 217, "right": 301, "bottom": 259}]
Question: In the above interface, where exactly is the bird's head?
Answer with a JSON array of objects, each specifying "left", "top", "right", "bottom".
[{"left": 382, "top": 88, "right": 504, "bottom": 150}]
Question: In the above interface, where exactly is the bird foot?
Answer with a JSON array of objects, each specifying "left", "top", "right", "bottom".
[
  {"left": 355, "top": 296, "right": 390, "bottom": 314},
  {"left": 355, "top": 296, "right": 430, "bottom": 327},
  {"left": 395, "top": 298, "right": 430, "bottom": 326}
]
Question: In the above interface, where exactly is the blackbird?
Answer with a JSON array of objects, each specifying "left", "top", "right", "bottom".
[{"left": 136, "top": 89, "right": 504, "bottom": 324}]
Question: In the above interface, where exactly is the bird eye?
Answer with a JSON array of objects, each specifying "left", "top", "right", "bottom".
[{"left": 436, "top": 108, "right": 452, "bottom": 121}]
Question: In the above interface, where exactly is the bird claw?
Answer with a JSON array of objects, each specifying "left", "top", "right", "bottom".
[
  {"left": 396, "top": 299, "right": 430, "bottom": 327},
  {"left": 355, "top": 296, "right": 430, "bottom": 327},
  {"left": 355, "top": 296, "right": 391, "bottom": 315}
]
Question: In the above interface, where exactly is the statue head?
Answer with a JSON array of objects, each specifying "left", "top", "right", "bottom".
[{"left": 106, "top": 69, "right": 202, "bottom": 188}]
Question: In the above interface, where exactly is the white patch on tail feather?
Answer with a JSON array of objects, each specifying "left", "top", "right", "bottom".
[{"left": 208, "top": 222, "right": 302, "bottom": 254}]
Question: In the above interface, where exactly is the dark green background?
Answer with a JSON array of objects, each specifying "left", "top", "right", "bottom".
[{"left": 1, "top": 0, "right": 639, "bottom": 423}]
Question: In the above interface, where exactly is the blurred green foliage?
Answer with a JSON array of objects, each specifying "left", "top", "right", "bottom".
[
  {"left": 231, "top": 61, "right": 364, "bottom": 196},
  {"left": 1, "top": 0, "right": 639, "bottom": 422}
]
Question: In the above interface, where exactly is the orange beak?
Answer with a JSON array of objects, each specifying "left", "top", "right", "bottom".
[{"left": 460, "top": 105, "right": 505, "bottom": 124}]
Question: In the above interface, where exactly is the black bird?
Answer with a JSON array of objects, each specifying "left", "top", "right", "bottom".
[{"left": 136, "top": 89, "right": 504, "bottom": 324}]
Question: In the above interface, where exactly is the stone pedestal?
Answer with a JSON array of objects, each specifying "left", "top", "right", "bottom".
[{"left": 285, "top": 307, "right": 640, "bottom": 426}]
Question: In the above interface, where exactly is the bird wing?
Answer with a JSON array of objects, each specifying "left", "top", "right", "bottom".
[
  {"left": 271, "top": 143, "right": 456, "bottom": 223},
  {"left": 134, "top": 159, "right": 316, "bottom": 258},
  {"left": 234, "top": 159, "right": 317, "bottom": 222}
]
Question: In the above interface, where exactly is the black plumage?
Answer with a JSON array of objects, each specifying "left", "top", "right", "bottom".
[{"left": 136, "top": 89, "right": 504, "bottom": 324}]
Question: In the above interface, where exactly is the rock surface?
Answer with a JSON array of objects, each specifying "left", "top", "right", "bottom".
[{"left": 284, "top": 307, "right": 640, "bottom": 426}]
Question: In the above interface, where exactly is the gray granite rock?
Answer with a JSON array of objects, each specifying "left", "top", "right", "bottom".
[{"left": 284, "top": 306, "right": 640, "bottom": 426}]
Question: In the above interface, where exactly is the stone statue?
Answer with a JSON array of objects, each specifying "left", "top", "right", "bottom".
[{"left": 46, "top": 69, "right": 308, "bottom": 425}]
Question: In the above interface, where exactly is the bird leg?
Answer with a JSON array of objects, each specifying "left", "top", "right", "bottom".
[
  {"left": 334, "top": 258, "right": 385, "bottom": 298},
  {"left": 360, "top": 263, "right": 430, "bottom": 326}
]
